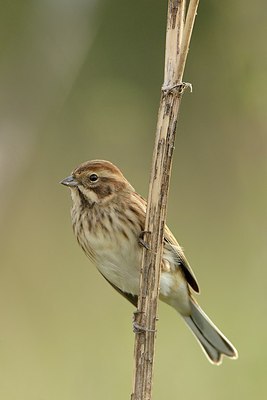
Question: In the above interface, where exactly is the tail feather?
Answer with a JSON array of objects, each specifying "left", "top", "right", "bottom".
[{"left": 184, "top": 299, "right": 238, "bottom": 365}]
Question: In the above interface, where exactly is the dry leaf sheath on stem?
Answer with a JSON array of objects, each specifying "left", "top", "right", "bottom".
[{"left": 131, "top": 1, "right": 200, "bottom": 400}]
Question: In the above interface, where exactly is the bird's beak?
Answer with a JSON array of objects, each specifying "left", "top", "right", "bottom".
[{"left": 60, "top": 175, "right": 79, "bottom": 187}]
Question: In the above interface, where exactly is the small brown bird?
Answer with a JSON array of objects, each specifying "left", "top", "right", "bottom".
[{"left": 61, "top": 159, "right": 238, "bottom": 365}]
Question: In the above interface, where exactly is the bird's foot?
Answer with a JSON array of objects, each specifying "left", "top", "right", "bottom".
[
  {"left": 138, "top": 231, "right": 151, "bottom": 250},
  {"left": 133, "top": 322, "right": 157, "bottom": 334},
  {"left": 132, "top": 309, "right": 157, "bottom": 333}
]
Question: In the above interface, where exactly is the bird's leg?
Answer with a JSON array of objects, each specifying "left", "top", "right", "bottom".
[
  {"left": 132, "top": 309, "right": 157, "bottom": 333},
  {"left": 138, "top": 230, "right": 151, "bottom": 251},
  {"left": 133, "top": 323, "right": 157, "bottom": 334}
]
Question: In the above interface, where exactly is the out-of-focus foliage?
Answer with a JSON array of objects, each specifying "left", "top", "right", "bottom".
[{"left": 0, "top": 1, "right": 266, "bottom": 399}]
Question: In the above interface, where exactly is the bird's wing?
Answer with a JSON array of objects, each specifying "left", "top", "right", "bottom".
[
  {"left": 164, "top": 225, "right": 200, "bottom": 293},
  {"left": 133, "top": 191, "right": 200, "bottom": 293},
  {"left": 100, "top": 272, "right": 138, "bottom": 307}
]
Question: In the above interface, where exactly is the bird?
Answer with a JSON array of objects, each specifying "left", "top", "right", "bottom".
[{"left": 60, "top": 159, "right": 238, "bottom": 365}]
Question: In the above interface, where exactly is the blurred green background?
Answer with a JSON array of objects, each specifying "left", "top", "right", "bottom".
[{"left": 0, "top": 1, "right": 266, "bottom": 399}]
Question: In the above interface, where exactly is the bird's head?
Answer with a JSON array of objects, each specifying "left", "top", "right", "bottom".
[{"left": 60, "top": 160, "right": 134, "bottom": 205}]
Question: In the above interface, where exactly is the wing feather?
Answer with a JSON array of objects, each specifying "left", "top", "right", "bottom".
[
  {"left": 131, "top": 192, "right": 200, "bottom": 293},
  {"left": 100, "top": 272, "right": 138, "bottom": 307},
  {"left": 164, "top": 226, "right": 200, "bottom": 293}
]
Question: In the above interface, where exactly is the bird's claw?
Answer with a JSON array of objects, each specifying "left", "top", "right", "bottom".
[
  {"left": 133, "top": 322, "right": 157, "bottom": 334},
  {"left": 138, "top": 231, "right": 151, "bottom": 250},
  {"left": 132, "top": 309, "right": 157, "bottom": 333}
]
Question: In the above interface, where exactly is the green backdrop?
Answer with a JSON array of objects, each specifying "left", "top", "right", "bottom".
[{"left": 0, "top": 1, "right": 266, "bottom": 399}]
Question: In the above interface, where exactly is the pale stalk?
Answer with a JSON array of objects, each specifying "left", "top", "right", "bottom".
[{"left": 131, "top": 1, "right": 200, "bottom": 400}]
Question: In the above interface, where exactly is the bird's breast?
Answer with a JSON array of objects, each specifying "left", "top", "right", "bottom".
[{"left": 72, "top": 204, "right": 142, "bottom": 295}]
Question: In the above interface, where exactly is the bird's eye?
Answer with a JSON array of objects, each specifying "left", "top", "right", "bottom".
[{"left": 89, "top": 173, "right": 98, "bottom": 182}]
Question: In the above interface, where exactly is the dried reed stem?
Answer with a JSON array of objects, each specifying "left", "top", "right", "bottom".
[{"left": 131, "top": 1, "right": 200, "bottom": 399}]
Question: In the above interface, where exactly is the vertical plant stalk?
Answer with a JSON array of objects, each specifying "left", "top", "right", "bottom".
[{"left": 131, "top": 1, "right": 200, "bottom": 400}]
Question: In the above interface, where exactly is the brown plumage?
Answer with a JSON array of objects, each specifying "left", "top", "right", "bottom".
[{"left": 61, "top": 159, "right": 238, "bottom": 364}]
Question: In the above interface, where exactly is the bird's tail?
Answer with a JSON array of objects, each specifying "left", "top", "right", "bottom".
[{"left": 183, "top": 299, "right": 238, "bottom": 365}]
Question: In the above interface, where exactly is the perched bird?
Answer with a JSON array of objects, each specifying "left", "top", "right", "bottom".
[{"left": 61, "top": 159, "right": 238, "bottom": 365}]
